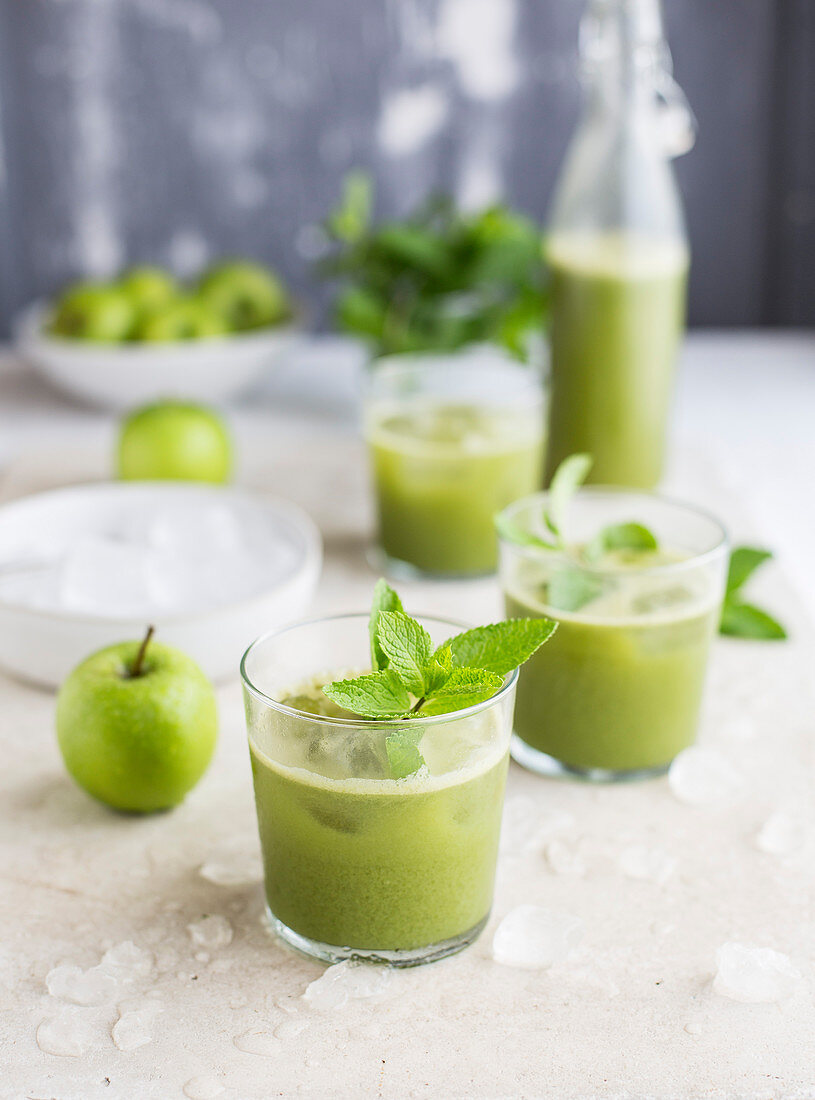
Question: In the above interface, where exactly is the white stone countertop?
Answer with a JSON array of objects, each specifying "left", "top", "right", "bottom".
[{"left": 0, "top": 332, "right": 814, "bottom": 1099}]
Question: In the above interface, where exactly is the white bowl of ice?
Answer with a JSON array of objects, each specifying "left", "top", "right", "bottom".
[
  {"left": 15, "top": 301, "right": 303, "bottom": 410},
  {"left": 0, "top": 482, "right": 322, "bottom": 688}
]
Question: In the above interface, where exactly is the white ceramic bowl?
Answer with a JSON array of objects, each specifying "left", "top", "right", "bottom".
[
  {"left": 0, "top": 482, "right": 322, "bottom": 689},
  {"left": 15, "top": 301, "right": 303, "bottom": 410}
]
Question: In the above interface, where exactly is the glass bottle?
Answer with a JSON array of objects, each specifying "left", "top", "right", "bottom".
[{"left": 544, "top": 0, "right": 695, "bottom": 488}]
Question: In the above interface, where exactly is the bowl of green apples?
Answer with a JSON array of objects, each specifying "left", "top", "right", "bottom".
[{"left": 16, "top": 259, "right": 302, "bottom": 409}]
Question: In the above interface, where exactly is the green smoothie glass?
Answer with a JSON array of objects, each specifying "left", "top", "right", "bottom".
[
  {"left": 241, "top": 613, "right": 517, "bottom": 966},
  {"left": 497, "top": 490, "right": 727, "bottom": 781},
  {"left": 364, "top": 350, "right": 544, "bottom": 578}
]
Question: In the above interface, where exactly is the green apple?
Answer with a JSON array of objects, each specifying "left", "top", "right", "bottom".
[
  {"left": 198, "top": 260, "right": 291, "bottom": 331},
  {"left": 119, "top": 266, "right": 179, "bottom": 314},
  {"left": 56, "top": 628, "right": 218, "bottom": 813},
  {"left": 117, "top": 401, "right": 233, "bottom": 483},
  {"left": 50, "top": 282, "right": 137, "bottom": 342},
  {"left": 135, "top": 297, "right": 229, "bottom": 342}
]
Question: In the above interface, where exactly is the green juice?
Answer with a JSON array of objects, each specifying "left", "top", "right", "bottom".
[
  {"left": 505, "top": 553, "right": 719, "bottom": 774},
  {"left": 368, "top": 403, "right": 543, "bottom": 576},
  {"left": 249, "top": 682, "right": 509, "bottom": 951},
  {"left": 544, "top": 233, "right": 688, "bottom": 489}
]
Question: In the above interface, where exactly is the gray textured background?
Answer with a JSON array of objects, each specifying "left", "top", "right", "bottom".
[{"left": 0, "top": 0, "right": 812, "bottom": 335}]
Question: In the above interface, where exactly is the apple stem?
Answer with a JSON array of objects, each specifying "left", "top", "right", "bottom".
[{"left": 129, "top": 625, "right": 156, "bottom": 678}]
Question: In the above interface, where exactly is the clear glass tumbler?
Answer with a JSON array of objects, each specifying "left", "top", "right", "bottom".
[
  {"left": 497, "top": 490, "right": 728, "bottom": 780},
  {"left": 241, "top": 613, "right": 517, "bottom": 966},
  {"left": 364, "top": 348, "right": 545, "bottom": 579}
]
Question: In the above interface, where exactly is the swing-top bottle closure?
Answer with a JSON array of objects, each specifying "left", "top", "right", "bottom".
[{"left": 579, "top": 0, "right": 696, "bottom": 158}]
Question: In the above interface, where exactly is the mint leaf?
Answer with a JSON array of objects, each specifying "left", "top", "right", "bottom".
[
  {"left": 385, "top": 728, "right": 425, "bottom": 779},
  {"left": 720, "top": 600, "right": 787, "bottom": 641},
  {"left": 323, "top": 669, "right": 410, "bottom": 718},
  {"left": 377, "top": 610, "right": 432, "bottom": 696},
  {"left": 545, "top": 453, "right": 592, "bottom": 540},
  {"left": 326, "top": 169, "right": 372, "bottom": 244},
  {"left": 547, "top": 566, "right": 604, "bottom": 612},
  {"left": 584, "top": 522, "right": 659, "bottom": 563},
  {"left": 726, "top": 547, "right": 773, "bottom": 596},
  {"left": 443, "top": 619, "right": 557, "bottom": 677},
  {"left": 494, "top": 511, "right": 557, "bottom": 550},
  {"left": 423, "top": 644, "right": 453, "bottom": 694},
  {"left": 419, "top": 667, "right": 504, "bottom": 717},
  {"left": 369, "top": 579, "right": 403, "bottom": 671}
]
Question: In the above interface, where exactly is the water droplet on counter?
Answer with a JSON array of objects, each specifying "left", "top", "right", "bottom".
[
  {"left": 545, "top": 839, "right": 587, "bottom": 877},
  {"left": 684, "top": 1020, "right": 703, "bottom": 1036},
  {"left": 187, "top": 915, "right": 233, "bottom": 950},
  {"left": 233, "top": 1027, "right": 279, "bottom": 1056},
  {"left": 273, "top": 1015, "right": 311, "bottom": 1039},
  {"left": 36, "top": 1008, "right": 98, "bottom": 1056},
  {"left": 183, "top": 1076, "right": 225, "bottom": 1099}
]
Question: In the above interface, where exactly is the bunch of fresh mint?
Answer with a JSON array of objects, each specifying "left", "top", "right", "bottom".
[
  {"left": 495, "top": 453, "right": 787, "bottom": 637},
  {"left": 323, "top": 580, "right": 556, "bottom": 778},
  {"left": 320, "top": 171, "right": 547, "bottom": 361}
]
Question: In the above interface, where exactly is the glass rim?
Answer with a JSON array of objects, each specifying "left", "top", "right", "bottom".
[
  {"left": 239, "top": 611, "right": 520, "bottom": 729},
  {"left": 495, "top": 487, "right": 729, "bottom": 577},
  {"left": 367, "top": 347, "right": 544, "bottom": 382}
]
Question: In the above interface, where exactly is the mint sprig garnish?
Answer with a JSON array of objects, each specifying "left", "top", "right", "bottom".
[
  {"left": 545, "top": 453, "right": 593, "bottom": 543},
  {"left": 720, "top": 547, "right": 787, "bottom": 640},
  {"left": 323, "top": 580, "right": 557, "bottom": 778},
  {"left": 495, "top": 454, "right": 660, "bottom": 612}
]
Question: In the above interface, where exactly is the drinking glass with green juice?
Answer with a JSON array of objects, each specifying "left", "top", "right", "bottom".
[
  {"left": 364, "top": 350, "right": 544, "bottom": 578},
  {"left": 497, "top": 488, "right": 728, "bottom": 780},
  {"left": 241, "top": 609, "right": 521, "bottom": 966},
  {"left": 544, "top": 0, "right": 695, "bottom": 489}
]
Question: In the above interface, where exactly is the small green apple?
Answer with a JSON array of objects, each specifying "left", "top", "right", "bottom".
[
  {"left": 51, "top": 282, "right": 137, "bottom": 342},
  {"left": 135, "top": 297, "right": 229, "bottom": 342},
  {"left": 56, "top": 628, "right": 218, "bottom": 813},
  {"left": 198, "top": 260, "right": 291, "bottom": 331},
  {"left": 119, "top": 266, "right": 179, "bottom": 314},
  {"left": 117, "top": 401, "right": 233, "bottom": 483}
]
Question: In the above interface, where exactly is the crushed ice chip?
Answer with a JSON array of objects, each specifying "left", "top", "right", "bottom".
[
  {"left": 755, "top": 811, "right": 806, "bottom": 856},
  {"left": 184, "top": 1077, "right": 225, "bottom": 1099},
  {"left": 100, "top": 941, "right": 154, "bottom": 980},
  {"left": 713, "top": 942, "right": 803, "bottom": 1003},
  {"left": 618, "top": 845, "right": 676, "bottom": 885},
  {"left": 493, "top": 905, "right": 584, "bottom": 969},
  {"left": 668, "top": 746, "right": 743, "bottom": 805},
  {"left": 187, "top": 914, "right": 233, "bottom": 950},
  {"left": 302, "top": 961, "right": 394, "bottom": 1012},
  {"left": 45, "top": 963, "right": 118, "bottom": 1006},
  {"left": 199, "top": 851, "right": 263, "bottom": 887},
  {"left": 112, "top": 1001, "right": 162, "bottom": 1051}
]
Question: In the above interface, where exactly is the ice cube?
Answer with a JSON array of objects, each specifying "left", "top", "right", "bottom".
[
  {"left": 756, "top": 811, "right": 806, "bottom": 856},
  {"left": 199, "top": 850, "right": 264, "bottom": 887},
  {"left": 147, "top": 503, "right": 245, "bottom": 558},
  {"left": 492, "top": 905, "right": 584, "bottom": 969},
  {"left": 184, "top": 1077, "right": 225, "bottom": 1099},
  {"left": 618, "top": 845, "right": 676, "bottom": 885},
  {"left": 545, "top": 839, "right": 587, "bottom": 877},
  {"left": 302, "top": 961, "right": 395, "bottom": 1012},
  {"left": 500, "top": 797, "right": 575, "bottom": 855},
  {"left": 187, "top": 915, "right": 233, "bottom": 950},
  {"left": 100, "top": 941, "right": 154, "bottom": 981},
  {"left": 112, "top": 1000, "right": 162, "bottom": 1051},
  {"left": 668, "top": 746, "right": 743, "bottom": 806},
  {"left": 713, "top": 942, "right": 803, "bottom": 1003},
  {"left": 45, "top": 963, "right": 118, "bottom": 1006},
  {"left": 36, "top": 1008, "right": 98, "bottom": 1056},
  {"left": 58, "top": 537, "right": 166, "bottom": 615}
]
